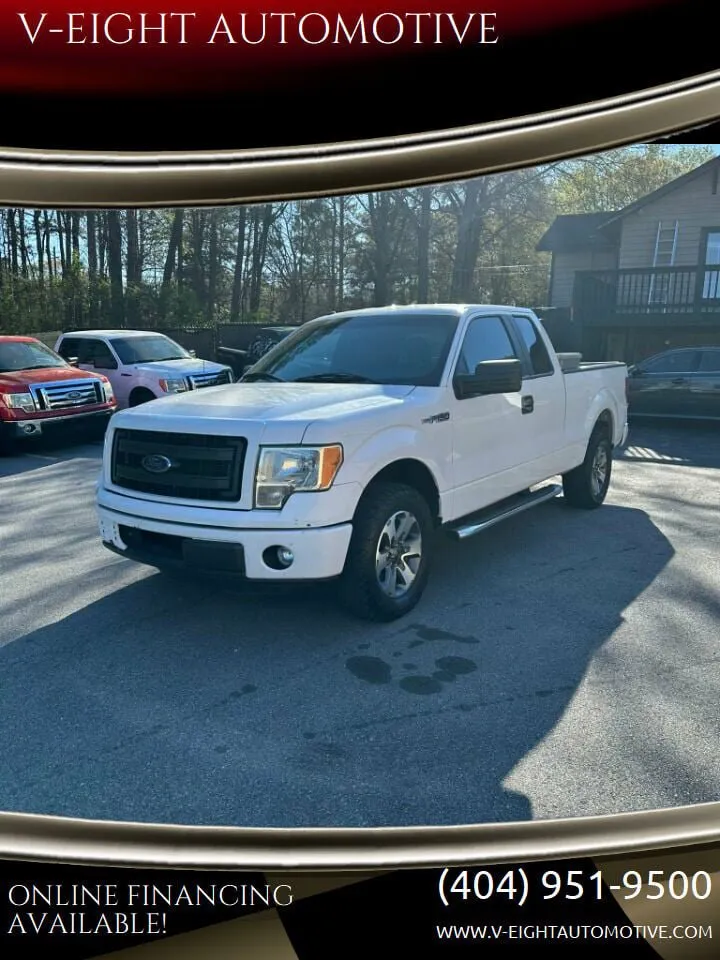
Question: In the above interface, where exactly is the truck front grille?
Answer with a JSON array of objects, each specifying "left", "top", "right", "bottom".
[
  {"left": 32, "top": 379, "right": 102, "bottom": 410},
  {"left": 111, "top": 429, "right": 246, "bottom": 502},
  {"left": 187, "top": 370, "right": 233, "bottom": 390}
]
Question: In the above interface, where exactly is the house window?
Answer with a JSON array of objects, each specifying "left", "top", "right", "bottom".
[{"left": 701, "top": 229, "right": 720, "bottom": 300}]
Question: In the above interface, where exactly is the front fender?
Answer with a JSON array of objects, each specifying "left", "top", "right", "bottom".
[
  {"left": 304, "top": 421, "right": 452, "bottom": 514},
  {"left": 136, "top": 374, "right": 160, "bottom": 396}
]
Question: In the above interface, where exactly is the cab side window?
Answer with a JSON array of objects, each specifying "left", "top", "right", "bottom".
[
  {"left": 59, "top": 337, "right": 117, "bottom": 369},
  {"left": 87, "top": 340, "right": 118, "bottom": 369},
  {"left": 59, "top": 337, "right": 94, "bottom": 364},
  {"left": 92, "top": 340, "right": 117, "bottom": 370},
  {"left": 57, "top": 337, "right": 81, "bottom": 361},
  {"left": 513, "top": 315, "right": 554, "bottom": 375},
  {"left": 455, "top": 316, "right": 517, "bottom": 377}
]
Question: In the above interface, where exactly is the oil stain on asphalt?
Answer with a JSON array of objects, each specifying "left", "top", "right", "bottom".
[{"left": 345, "top": 624, "right": 479, "bottom": 695}]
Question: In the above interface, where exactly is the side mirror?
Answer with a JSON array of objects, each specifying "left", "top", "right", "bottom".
[
  {"left": 188, "top": 350, "right": 197, "bottom": 358},
  {"left": 454, "top": 358, "right": 523, "bottom": 399},
  {"left": 629, "top": 366, "right": 643, "bottom": 377},
  {"left": 67, "top": 357, "right": 79, "bottom": 366}
]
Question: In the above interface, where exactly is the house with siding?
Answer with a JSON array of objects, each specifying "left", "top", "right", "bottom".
[{"left": 536, "top": 157, "right": 720, "bottom": 363}]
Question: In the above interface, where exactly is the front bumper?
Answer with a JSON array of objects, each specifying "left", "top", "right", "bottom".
[
  {"left": 2, "top": 407, "right": 114, "bottom": 438},
  {"left": 97, "top": 504, "right": 353, "bottom": 581}
]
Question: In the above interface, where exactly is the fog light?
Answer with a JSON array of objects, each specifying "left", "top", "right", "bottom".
[
  {"left": 23, "top": 423, "right": 37, "bottom": 435},
  {"left": 262, "top": 545, "right": 295, "bottom": 570},
  {"left": 277, "top": 547, "right": 294, "bottom": 567}
]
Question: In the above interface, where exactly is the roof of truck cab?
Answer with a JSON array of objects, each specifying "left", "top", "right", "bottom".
[
  {"left": 316, "top": 304, "right": 536, "bottom": 318},
  {"left": 60, "top": 329, "right": 174, "bottom": 338}
]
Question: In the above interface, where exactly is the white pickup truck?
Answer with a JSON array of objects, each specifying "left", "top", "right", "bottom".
[
  {"left": 55, "top": 329, "right": 234, "bottom": 409},
  {"left": 96, "top": 305, "right": 628, "bottom": 621}
]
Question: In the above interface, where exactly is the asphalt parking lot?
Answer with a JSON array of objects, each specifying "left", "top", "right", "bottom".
[{"left": 1, "top": 419, "right": 719, "bottom": 828}]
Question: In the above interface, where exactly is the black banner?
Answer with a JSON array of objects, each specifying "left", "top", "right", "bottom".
[
  {"left": 0, "top": 0, "right": 717, "bottom": 152},
  {"left": 2, "top": 853, "right": 717, "bottom": 958}
]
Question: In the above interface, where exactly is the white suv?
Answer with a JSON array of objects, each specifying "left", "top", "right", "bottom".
[{"left": 55, "top": 330, "right": 234, "bottom": 408}]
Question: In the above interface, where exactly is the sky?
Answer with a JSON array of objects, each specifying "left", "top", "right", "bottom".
[{"left": 664, "top": 142, "right": 720, "bottom": 153}]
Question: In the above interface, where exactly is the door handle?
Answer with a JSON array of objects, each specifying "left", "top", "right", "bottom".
[
  {"left": 521, "top": 395, "right": 534, "bottom": 414},
  {"left": 671, "top": 378, "right": 686, "bottom": 384}
]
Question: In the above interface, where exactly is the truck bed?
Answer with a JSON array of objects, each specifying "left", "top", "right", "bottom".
[
  {"left": 556, "top": 351, "right": 626, "bottom": 374},
  {"left": 570, "top": 362, "right": 627, "bottom": 372},
  {"left": 561, "top": 358, "right": 628, "bottom": 448}
]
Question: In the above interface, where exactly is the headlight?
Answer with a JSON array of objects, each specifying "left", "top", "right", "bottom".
[
  {"left": 3, "top": 392, "right": 37, "bottom": 413},
  {"left": 255, "top": 445, "right": 343, "bottom": 509},
  {"left": 158, "top": 377, "right": 188, "bottom": 394},
  {"left": 101, "top": 380, "right": 114, "bottom": 402}
]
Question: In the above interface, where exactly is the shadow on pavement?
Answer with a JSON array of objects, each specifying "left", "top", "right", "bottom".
[
  {"left": 0, "top": 497, "right": 675, "bottom": 830},
  {"left": 0, "top": 429, "right": 104, "bottom": 479},
  {"left": 621, "top": 419, "right": 720, "bottom": 468}
]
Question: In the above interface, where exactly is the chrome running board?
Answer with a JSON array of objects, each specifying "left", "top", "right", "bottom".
[{"left": 446, "top": 483, "right": 563, "bottom": 540}]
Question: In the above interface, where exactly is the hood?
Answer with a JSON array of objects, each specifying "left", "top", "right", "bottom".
[
  {"left": 110, "top": 382, "right": 416, "bottom": 445},
  {"left": 117, "top": 382, "right": 415, "bottom": 420},
  {"left": 0, "top": 366, "right": 104, "bottom": 390},
  {"left": 131, "top": 357, "right": 229, "bottom": 377}
]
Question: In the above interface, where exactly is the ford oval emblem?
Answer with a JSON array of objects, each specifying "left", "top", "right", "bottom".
[
  {"left": 67, "top": 391, "right": 83, "bottom": 400},
  {"left": 141, "top": 454, "right": 174, "bottom": 474}
]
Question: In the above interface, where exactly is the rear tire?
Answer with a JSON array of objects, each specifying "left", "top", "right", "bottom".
[
  {"left": 339, "top": 482, "right": 434, "bottom": 622},
  {"left": 562, "top": 424, "right": 613, "bottom": 509}
]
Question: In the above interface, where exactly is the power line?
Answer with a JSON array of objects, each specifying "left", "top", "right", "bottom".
[{"left": 476, "top": 264, "right": 549, "bottom": 271}]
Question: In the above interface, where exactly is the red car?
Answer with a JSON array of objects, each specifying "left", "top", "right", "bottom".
[{"left": 0, "top": 335, "right": 116, "bottom": 454}]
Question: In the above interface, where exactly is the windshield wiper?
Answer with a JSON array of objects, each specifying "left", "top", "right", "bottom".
[
  {"left": 241, "top": 371, "right": 285, "bottom": 382},
  {"left": 293, "top": 373, "right": 375, "bottom": 383},
  {"left": 17, "top": 365, "right": 58, "bottom": 371},
  {"left": 141, "top": 356, "right": 186, "bottom": 363}
]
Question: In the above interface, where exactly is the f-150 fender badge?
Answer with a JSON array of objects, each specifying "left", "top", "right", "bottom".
[{"left": 422, "top": 412, "right": 450, "bottom": 424}]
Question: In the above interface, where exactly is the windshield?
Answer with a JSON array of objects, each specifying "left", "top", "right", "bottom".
[
  {"left": 245, "top": 312, "right": 459, "bottom": 386},
  {"left": 0, "top": 340, "right": 68, "bottom": 373},
  {"left": 110, "top": 335, "right": 190, "bottom": 365}
]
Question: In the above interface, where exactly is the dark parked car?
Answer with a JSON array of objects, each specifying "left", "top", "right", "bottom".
[
  {"left": 216, "top": 326, "right": 298, "bottom": 379},
  {"left": 246, "top": 326, "right": 297, "bottom": 365},
  {"left": 627, "top": 346, "right": 720, "bottom": 420}
]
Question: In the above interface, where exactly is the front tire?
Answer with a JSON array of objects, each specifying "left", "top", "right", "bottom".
[
  {"left": 0, "top": 429, "right": 17, "bottom": 457},
  {"left": 339, "top": 482, "right": 434, "bottom": 622},
  {"left": 129, "top": 388, "right": 156, "bottom": 407},
  {"left": 85, "top": 415, "right": 111, "bottom": 442},
  {"left": 562, "top": 425, "right": 613, "bottom": 509}
]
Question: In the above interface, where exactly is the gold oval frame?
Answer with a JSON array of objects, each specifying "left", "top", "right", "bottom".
[
  {"left": 2, "top": 803, "right": 720, "bottom": 870},
  {"left": 0, "top": 69, "right": 718, "bottom": 206}
]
